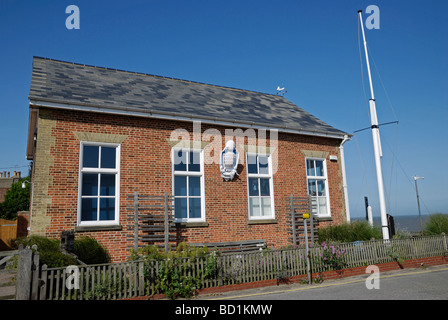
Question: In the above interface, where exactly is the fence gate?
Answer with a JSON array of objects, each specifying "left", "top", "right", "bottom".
[
  {"left": 0, "top": 218, "right": 17, "bottom": 250},
  {"left": 286, "top": 195, "right": 318, "bottom": 246},
  {"left": 127, "top": 192, "right": 176, "bottom": 253}
]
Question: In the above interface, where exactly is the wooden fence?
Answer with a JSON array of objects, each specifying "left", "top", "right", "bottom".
[
  {"left": 16, "top": 235, "right": 448, "bottom": 300},
  {"left": 286, "top": 195, "right": 318, "bottom": 245},
  {"left": 0, "top": 218, "right": 17, "bottom": 250},
  {"left": 126, "top": 192, "right": 175, "bottom": 254}
]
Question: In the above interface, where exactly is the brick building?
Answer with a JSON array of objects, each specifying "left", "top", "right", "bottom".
[{"left": 26, "top": 57, "right": 351, "bottom": 262}]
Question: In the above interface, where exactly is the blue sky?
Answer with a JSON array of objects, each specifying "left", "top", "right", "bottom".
[{"left": 0, "top": 0, "right": 446, "bottom": 219}]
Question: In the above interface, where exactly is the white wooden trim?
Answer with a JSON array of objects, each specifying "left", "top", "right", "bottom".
[
  {"left": 77, "top": 142, "right": 121, "bottom": 227},
  {"left": 305, "top": 157, "right": 331, "bottom": 219},
  {"left": 246, "top": 153, "right": 275, "bottom": 220},
  {"left": 171, "top": 148, "right": 206, "bottom": 223}
]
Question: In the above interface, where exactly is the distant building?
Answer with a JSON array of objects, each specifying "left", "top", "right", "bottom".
[{"left": 0, "top": 171, "right": 21, "bottom": 203}]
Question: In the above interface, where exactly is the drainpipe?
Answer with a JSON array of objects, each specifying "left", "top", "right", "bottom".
[{"left": 339, "top": 135, "right": 351, "bottom": 222}]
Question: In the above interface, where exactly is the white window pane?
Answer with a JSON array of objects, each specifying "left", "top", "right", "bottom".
[
  {"left": 83, "top": 146, "right": 99, "bottom": 168},
  {"left": 82, "top": 173, "right": 98, "bottom": 196},
  {"left": 317, "top": 180, "right": 326, "bottom": 196},
  {"left": 308, "top": 180, "right": 317, "bottom": 196},
  {"left": 101, "top": 147, "right": 116, "bottom": 169},
  {"left": 174, "top": 150, "right": 187, "bottom": 171},
  {"left": 306, "top": 159, "right": 315, "bottom": 176},
  {"left": 189, "top": 198, "right": 201, "bottom": 218},
  {"left": 260, "top": 178, "right": 270, "bottom": 196},
  {"left": 100, "top": 174, "right": 115, "bottom": 196},
  {"left": 248, "top": 178, "right": 259, "bottom": 197},
  {"left": 247, "top": 154, "right": 258, "bottom": 174},
  {"left": 261, "top": 197, "right": 271, "bottom": 217},
  {"left": 188, "top": 151, "right": 200, "bottom": 172},
  {"left": 315, "top": 160, "right": 324, "bottom": 176},
  {"left": 188, "top": 176, "right": 201, "bottom": 196},
  {"left": 249, "top": 197, "right": 260, "bottom": 216},
  {"left": 175, "top": 198, "right": 187, "bottom": 219},
  {"left": 99, "top": 198, "right": 115, "bottom": 221},
  {"left": 318, "top": 197, "right": 327, "bottom": 214},
  {"left": 258, "top": 156, "right": 269, "bottom": 174},
  {"left": 174, "top": 176, "right": 187, "bottom": 196},
  {"left": 81, "top": 198, "right": 97, "bottom": 221}
]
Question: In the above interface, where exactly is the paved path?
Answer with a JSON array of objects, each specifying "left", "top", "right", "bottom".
[
  {"left": 197, "top": 265, "right": 448, "bottom": 300},
  {"left": 0, "top": 270, "right": 16, "bottom": 300}
]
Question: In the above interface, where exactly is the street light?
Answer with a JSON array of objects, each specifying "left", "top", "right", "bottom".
[
  {"left": 22, "top": 180, "right": 30, "bottom": 189},
  {"left": 413, "top": 176, "right": 424, "bottom": 234}
]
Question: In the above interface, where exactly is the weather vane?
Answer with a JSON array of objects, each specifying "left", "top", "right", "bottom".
[{"left": 276, "top": 86, "right": 287, "bottom": 96}]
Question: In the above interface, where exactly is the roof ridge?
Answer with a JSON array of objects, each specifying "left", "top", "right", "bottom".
[{"left": 33, "top": 56, "right": 284, "bottom": 98}]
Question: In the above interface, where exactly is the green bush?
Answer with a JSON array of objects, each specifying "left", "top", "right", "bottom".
[
  {"left": 14, "top": 235, "right": 110, "bottom": 267},
  {"left": 72, "top": 237, "right": 110, "bottom": 264},
  {"left": 425, "top": 213, "right": 448, "bottom": 235},
  {"left": 131, "top": 242, "right": 219, "bottom": 299},
  {"left": 317, "top": 220, "right": 382, "bottom": 243},
  {"left": 14, "top": 236, "right": 77, "bottom": 268}
]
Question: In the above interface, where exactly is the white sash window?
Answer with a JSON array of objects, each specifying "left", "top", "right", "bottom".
[
  {"left": 306, "top": 158, "right": 331, "bottom": 218},
  {"left": 78, "top": 142, "right": 120, "bottom": 226},
  {"left": 246, "top": 153, "right": 275, "bottom": 219},
  {"left": 172, "top": 148, "right": 205, "bottom": 222}
]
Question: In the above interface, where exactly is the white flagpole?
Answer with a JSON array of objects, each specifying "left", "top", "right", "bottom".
[{"left": 358, "top": 10, "right": 389, "bottom": 240}]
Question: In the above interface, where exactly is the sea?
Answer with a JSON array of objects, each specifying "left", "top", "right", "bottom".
[{"left": 352, "top": 214, "right": 432, "bottom": 232}]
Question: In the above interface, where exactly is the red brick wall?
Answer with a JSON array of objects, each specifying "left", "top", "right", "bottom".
[{"left": 34, "top": 108, "right": 346, "bottom": 262}]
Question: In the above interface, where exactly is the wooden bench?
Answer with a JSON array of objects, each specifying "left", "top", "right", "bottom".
[{"left": 190, "top": 239, "right": 267, "bottom": 255}]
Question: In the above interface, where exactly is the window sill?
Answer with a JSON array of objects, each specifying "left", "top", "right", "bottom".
[
  {"left": 75, "top": 224, "right": 122, "bottom": 232},
  {"left": 175, "top": 221, "right": 209, "bottom": 228},
  {"left": 247, "top": 219, "right": 277, "bottom": 225},
  {"left": 316, "top": 216, "right": 333, "bottom": 222}
]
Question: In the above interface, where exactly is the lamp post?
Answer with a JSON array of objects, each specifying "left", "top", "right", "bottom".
[
  {"left": 21, "top": 179, "right": 31, "bottom": 211},
  {"left": 413, "top": 176, "right": 424, "bottom": 234}
]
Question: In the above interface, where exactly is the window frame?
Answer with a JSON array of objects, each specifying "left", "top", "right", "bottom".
[
  {"left": 171, "top": 147, "right": 206, "bottom": 223},
  {"left": 305, "top": 157, "right": 331, "bottom": 218},
  {"left": 246, "top": 152, "right": 275, "bottom": 220},
  {"left": 77, "top": 141, "right": 121, "bottom": 227}
]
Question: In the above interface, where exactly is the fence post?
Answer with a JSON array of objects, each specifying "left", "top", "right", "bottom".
[
  {"left": 16, "top": 244, "right": 33, "bottom": 300},
  {"left": 309, "top": 195, "right": 315, "bottom": 243},
  {"left": 304, "top": 216, "right": 311, "bottom": 284},
  {"left": 443, "top": 233, "right": 447, "bottom": 253},
  {"left": 40, "top": 264, "right": 48, "bottom": 300},
  {"left": 138, "top": 261, "right": 144, "bottom": 296},
  {"left": 134, "top": 191, "right": 139, "bottom": 252},
  {"left": 290, "top": 195, "right": 296, "bottom": 246},
  {"left": 30, "top": 245, "right": 40, "bottom": 300}
]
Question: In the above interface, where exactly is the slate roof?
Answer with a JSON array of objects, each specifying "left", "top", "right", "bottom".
[{"left": 28, "top": 57, "right": 348, "bottom": 138}]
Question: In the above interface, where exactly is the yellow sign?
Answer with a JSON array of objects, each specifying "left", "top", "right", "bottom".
[{"left": 303, "top": 213, "right": 310, "bottom": 219}]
